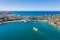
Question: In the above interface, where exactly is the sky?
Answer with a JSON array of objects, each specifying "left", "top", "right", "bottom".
[{"left": 0, "top": 0, "right": 60, "bottom": 11}]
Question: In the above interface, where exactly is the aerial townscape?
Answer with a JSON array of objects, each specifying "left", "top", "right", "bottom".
[{"left": 0, "top": 12, "right": 60, "bottom": 28}]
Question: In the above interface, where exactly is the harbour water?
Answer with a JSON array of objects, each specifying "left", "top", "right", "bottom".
[
  {"left": 0, "top": 21, "right": 60, "bottom": 40},
  {"left": 0, "top": 11, "right": 60, "bottom": 40}
]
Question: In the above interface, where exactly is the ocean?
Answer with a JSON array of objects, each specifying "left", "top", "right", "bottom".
[
  {"left": 11, "top": 11, "right": 60, "bottom": 16},
  {"left": 0, "top": 11, "right": 60, "bottom": 40}
]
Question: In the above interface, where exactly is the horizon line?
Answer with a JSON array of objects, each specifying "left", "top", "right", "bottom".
[{"left": 0, "top": 10, "right": 60, "bottom": 11}]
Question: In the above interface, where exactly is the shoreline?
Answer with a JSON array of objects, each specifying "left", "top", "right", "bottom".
[
  {"left": 2, "top": 20, "right": 27, "bottom": 24},
  {"left": 2, "top": 20, "right": 57, "bottom": 26},
  {"left": 0, "top": 20, "right": 59, "bottom": 29},
  {"left": 2, "top": 19, "right": 32, "bottom": 24},
  {"left": 37, "top": 20, "right": 59, "bottom": 28}
]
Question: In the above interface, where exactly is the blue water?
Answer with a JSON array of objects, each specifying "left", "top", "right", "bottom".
[
  {"left": 11, "top": 11, "right": 60, "bottom": 16},
  {"left": 0, "top": 21, "right": 60, "bottom": 40}
]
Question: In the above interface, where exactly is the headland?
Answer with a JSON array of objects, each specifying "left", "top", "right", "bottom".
[{"left": 0, "top": 11, "right": 60, "bottom": 28}]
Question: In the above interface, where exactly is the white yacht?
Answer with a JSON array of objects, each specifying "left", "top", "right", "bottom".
[{"left": 33, "top": 27, "right": 38, "bottom": 32}]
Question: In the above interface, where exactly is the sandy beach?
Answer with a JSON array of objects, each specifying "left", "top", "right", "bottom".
[
  {"left": 2, "top": 20, "right": 59, "bottom": 29},
  {"left": 37, "top": 20, "right": 58, "bottom": 28},
  {"left": 3, "top": 20, "right": 23, "bottom": 24}
]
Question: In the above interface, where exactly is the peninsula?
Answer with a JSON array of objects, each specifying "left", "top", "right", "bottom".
[{"left": 0, "top": 11, "right": 60, "bottom": 28}]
